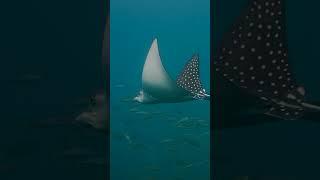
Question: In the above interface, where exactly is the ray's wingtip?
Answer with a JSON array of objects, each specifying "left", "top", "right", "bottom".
[
  {"left": 190, "top": 53, "right": 199, "bottom": 61},
  {"left": 150, "top": 38, "right": 159, "bottom": 49},
  {"left": 152, "top": 37, "right": 158, "bottom": 44}
]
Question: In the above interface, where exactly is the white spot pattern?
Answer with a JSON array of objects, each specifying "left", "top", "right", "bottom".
[
  {"left": 177, "top": 54, "right": 207, "bottom": 98},
  {"left": 214, "top": 0, "right": 305, "bottom": 119}
]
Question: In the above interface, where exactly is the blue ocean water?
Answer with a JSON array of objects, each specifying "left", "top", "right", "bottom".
[{"left": 110, "top": 0, "right": 210, "bottom": 179}]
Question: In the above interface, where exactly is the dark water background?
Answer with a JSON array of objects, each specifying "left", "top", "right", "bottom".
[
  {"left": 213, "top": 0, "right": 320, "bottom": 176},
  {"left": 1, "top": 0, "right": 107, "bottom": 179}
]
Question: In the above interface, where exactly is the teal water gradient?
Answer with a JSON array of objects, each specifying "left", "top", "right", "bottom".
[{"left": 110, "top": 0, "right": 210, "bottom": 179}]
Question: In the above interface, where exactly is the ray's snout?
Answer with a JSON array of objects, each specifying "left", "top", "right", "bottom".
[{"left": 133, "top": 90, "right": 144, "bottom": 103}]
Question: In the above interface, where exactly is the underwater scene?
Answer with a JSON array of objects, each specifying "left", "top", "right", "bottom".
[
  {"left": 213, "top": 0, "right": 320, "bottom": 176},
  {"left": 1, "top": 0, "right": 107, "bottom": 179},
  {"left": 110, "top": 0, "right": 210, "bottom": 179}
]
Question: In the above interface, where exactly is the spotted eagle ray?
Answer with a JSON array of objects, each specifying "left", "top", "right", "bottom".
[
  {"left": 134, "top": 38, "right": 210, "bottom": 103},
  {"left": 214, "top": 0, "right": 320, "bottom": 127}
]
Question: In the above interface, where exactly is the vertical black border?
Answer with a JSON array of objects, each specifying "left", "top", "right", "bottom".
[
  {"left": 210, "top": 0, "right": 213, "bottom": 179},
  {"left": 102, "top": 0, "right": 110, "bottom": 178}
]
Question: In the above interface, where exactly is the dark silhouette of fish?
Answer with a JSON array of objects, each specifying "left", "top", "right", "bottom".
[{"left": 213, "top": 0, "right": 320, "bottom": 128}]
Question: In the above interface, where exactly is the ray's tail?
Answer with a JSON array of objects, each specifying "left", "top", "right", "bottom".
[{"left": 302, "top": 102, "right": 320, "bottom": 111}]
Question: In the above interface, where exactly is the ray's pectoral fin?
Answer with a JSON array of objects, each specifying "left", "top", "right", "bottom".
[
  {"left": 135, "top": 38, "right": 187, "bottom": 103},
  {"left": 213, "top": 0, "right": 320, "bottom": 120},
  {"left": 176, "top": 54, "right": 210, "bottom": 100},
  {"left": 142, "top": 38, "right": 178, "bottom": 94}
]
